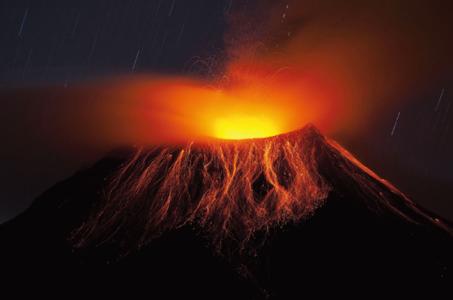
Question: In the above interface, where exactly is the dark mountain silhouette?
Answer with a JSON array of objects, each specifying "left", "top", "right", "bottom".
[{"left": 1, "top": 125, "right": 452, "bottom": 298}]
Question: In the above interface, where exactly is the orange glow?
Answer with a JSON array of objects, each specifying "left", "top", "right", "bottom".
[
  {"left": 213, "top": 114, "right": 280, "bottom": 140},
  {"left": 97, "top": 64, "right": 339, "bottom": 145}
]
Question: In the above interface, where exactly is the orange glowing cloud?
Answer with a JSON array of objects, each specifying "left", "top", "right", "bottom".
[{"left": 92, "top": 66, "right": 337, "bottom": 144}]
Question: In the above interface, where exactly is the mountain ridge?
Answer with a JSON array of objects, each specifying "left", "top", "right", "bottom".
[{"left": 1, "top": 124, "right": 452, "bottom": 297}]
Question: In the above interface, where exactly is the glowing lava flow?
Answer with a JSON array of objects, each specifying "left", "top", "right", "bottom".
[
  {"left": 74, "top": 126, "right": 330, "bottom": 253},
  {"left": 73, "top": 125, "right": 451, "bottom": 255}
]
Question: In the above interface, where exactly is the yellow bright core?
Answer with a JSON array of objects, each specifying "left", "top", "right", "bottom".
[{"left": 213, "top": 115, "right": 281, "bottom": 140}]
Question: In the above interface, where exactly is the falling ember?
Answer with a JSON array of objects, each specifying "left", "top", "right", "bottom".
[{"left": 73, "top": 126, "right": 331, "bottom": 254}]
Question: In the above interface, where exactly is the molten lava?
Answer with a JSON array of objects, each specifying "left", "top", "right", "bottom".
[
  {"left": 74, "top": 126, "right": 330, "bottom": 253},
  {"left": 213, "top": 115, "right": 281, "bottom": 140}
]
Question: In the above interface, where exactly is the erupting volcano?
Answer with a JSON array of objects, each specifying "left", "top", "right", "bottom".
[
  {"left": 0, "top": 70, "right": 452, "bottom": 297},
  {"left": 3, "top": 0, "right": 453, "bottom": 298},
  {"left": 0, "top": 48, "right": 451, "bottom": 298}
]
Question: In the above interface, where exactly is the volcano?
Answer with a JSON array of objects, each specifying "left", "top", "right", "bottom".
[{"left": 1, "top": 125, "right": 452, "bottom": 298}]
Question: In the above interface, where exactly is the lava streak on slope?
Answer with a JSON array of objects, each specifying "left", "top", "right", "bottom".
[
  {"left": 74, "top": 126, "right": 329, "bottom": 254},
  {"left": 73, "top": 125, "right": 450, "bottom": 255}
]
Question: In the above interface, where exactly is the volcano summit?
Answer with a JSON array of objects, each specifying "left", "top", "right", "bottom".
[{"left": 1, "top": 125, "right": 452, "bottom": 298}]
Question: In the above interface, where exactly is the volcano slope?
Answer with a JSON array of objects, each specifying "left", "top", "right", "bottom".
[{"left": 1, "top": 125, "right": 452, "bottom": 298}]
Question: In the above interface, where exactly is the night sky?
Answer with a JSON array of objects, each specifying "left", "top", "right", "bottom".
[
  {"left": 0, "top": 0, "right": 227, "bottom": 86},
  {"left": 1, "top": 0, "right": 453, "bottom": 222}
]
